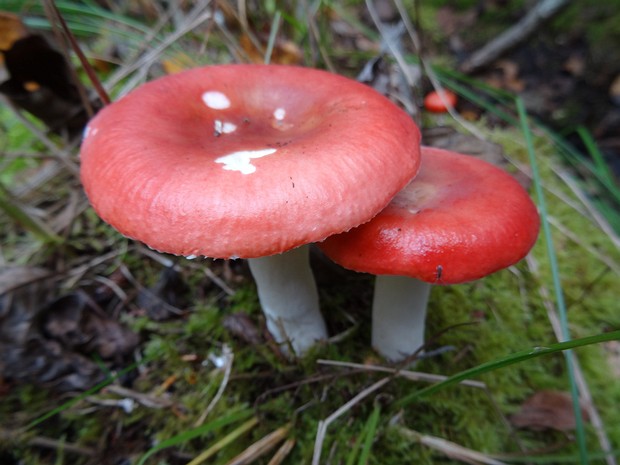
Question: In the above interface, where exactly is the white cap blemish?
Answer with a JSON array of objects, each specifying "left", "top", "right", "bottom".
[
  {"left": 215, "top": 148, "right": 277, "bottom": 174},
  {"left": 214, "top": 120, "right": 237, "bottom": 134},
  {"left": 274, "top": 108, "right": 286, "bottom": 120},
  {"left": 83, "top": 125, "right": 98, "bottom": 140},
  {"left": 202, "top": 91, "right": 231, "bottom": 109}
]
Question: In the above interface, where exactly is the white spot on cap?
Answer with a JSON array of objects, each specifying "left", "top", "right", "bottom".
[
  {"left": 214, "top": 120, "right": 237, "bottom": 134},
  {"left": 215, "top": 148, "right": 277, "bottom": 174},
  {"left": 82, "top": 125, "right": 98, "bottom": 141},
  {"left": 202, "top": 91, "right": 231, "bottom": 109},
  {"left": 274, "top": 108, "right": 286, "bottom": 120}
]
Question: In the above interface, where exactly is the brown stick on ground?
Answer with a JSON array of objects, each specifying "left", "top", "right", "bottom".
[{"left": 459, "top": 0, "right": 570, "bottom": 74}]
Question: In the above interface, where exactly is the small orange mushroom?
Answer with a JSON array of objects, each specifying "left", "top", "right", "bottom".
[{"left": 423, "top": 89, "right": 458, "bottom": 113}]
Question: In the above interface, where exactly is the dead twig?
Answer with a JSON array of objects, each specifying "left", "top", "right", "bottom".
[
  {"left": 397, "top": 426, "right": 509, "bottom": 465},
  {"left": 460, "top": 0, "right": 570, "bottom": 74},
  {"left": 194, "top": 344, "right": 234, "bottom": 427},
  {"left": 225, "top": 423, "right": 290, "bottom": 465},
  {"left": 0, "top": 429, "right": 95, "bottom": 457}
]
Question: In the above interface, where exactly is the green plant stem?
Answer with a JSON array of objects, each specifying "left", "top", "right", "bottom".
[
  {"left": 516, "top": 97, "right": 589, "bottom": 465},
  {"left": 395, "top": 330, "right": 620, "bottom": 406}
]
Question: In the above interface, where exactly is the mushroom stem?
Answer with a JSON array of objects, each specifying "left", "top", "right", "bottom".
[
  {"left": 247, "top": 245, "right": 327, "bottom": 356},
  {"left": 371, "top": 275, "right": 431, "bottom": 361}
]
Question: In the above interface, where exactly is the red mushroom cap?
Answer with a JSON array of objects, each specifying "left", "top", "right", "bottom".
[
  {"left": 423, "top": 89, "right": 457, "bottom": 113},
  {"left": 319, "top": 146, "right": 540, "bottom": 284},
  {"left": 80, "top": 64, "right": 421, "bottom": 259}
]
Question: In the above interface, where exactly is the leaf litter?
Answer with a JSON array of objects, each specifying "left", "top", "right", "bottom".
[
  {"left": 0, "top": 266, "right": 138, "bottom": 391},
  {"left": 510, "top": 390, "right": 590, "bottom": 433}
]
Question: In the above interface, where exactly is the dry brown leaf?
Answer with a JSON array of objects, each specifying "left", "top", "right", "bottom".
[
  {"left": 0, "top": 34, "right": 94, "bottom": 138},
  {"left": 239, "top": 34, "right": 303, "bottom": 65},
  {"left": 510, "top": 390, "right": 589, "bottom": 432},
  {"left": 484, "top": 59, "right": 525, "bottom": 93},
  {"left": 0, "top": 12, "right": 28, "bottom": 64}
]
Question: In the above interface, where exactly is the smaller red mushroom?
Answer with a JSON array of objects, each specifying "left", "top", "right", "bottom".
[
  {"left": 319, "top": 146, "right": 540, "bottom": 361},
  {"left": 423, "top": 89, "right": 457, "bottom": 113}
]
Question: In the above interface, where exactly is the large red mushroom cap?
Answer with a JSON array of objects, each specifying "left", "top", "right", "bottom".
[
  {"left": 80, "top": 64, "right": 421, "bottom": 259},
  {"left": 319, "top": 146, "right": 540, "bottom": 284}
]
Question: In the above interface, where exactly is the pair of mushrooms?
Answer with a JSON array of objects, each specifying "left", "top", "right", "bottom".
[{"left": 80, "top": 64, "right": 540, "bottom": 361}]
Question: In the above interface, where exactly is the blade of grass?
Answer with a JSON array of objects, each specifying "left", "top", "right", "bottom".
[
  {"left": 577, "top": 126, "right": 620, "bottom": 197},
  {"left": 0, "top": 183, "right": 62, "bottom": 244},
  {"left": 135, "top": 411, "right": 255, "bottom": 465},
  {"left": 345, "top": 430, "right": 364, "bottom": 465},
  {"left": 185, "top": 416, "right": 259, "bottom": 465},
  {"left": 345, "top": 404, "right": 381, "bottom": 465},
  {"left": 225, "top": 423, "right": 290, "bottom": 465},
  {"left": 358, "top": 404, "right": 381, "bottom": 465},
  {"left": 397, "top": 427, "right": 509, "bottom": 465},
  {"left": 264, "top": 10, "right": 282, "bottom": 65},
  {"left": 267, "top": 438, "right": 296, "bottom": 465},
  {"left": 395, "top": 329, "right": 620, "bottom": 406},
  {"left": 313, "top": 377, "right": 390, "bottom": 465},
  {"left": 516, "top": 96, "right": 588, "bottom": 464}
]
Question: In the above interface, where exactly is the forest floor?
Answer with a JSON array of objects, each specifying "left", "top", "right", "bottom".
[{"left": 1, "top": 1, "right": 620, "bottom": 464}]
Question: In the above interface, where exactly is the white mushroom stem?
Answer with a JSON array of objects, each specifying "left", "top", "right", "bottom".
[
  {"left": 247, "top": 245, "right": 327, "bottom": 356},
  {"left": 371, "top": 275, "right": 431, "bottom": 362}
]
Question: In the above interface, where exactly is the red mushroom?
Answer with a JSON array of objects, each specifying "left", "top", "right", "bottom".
[
  {"left": 423, "top": 89, "right": 457, "bottom": 113},
  {"left": 80, "top": 64, "right": 421, "bottom": 356},
  {"left": 319, "top": 146, "right": 540, "bottom": 361}
]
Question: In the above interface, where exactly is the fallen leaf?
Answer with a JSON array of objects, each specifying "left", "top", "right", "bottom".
[
  {"left": 239, "top": 33, "right": 302, "bottom": 65},
  {"left": 0, "top": 34, "right": 94, "bottom": 138},
  {"left": 510, "top": 390, "right": 589, "bottom": 432},
  {"left": 41, "top": 292, "right": 139, "bottom": 360},
  {"left": 0, "top": 12, "right": 28, "bottom": 65},
  {"left": 485, "top": 59, "right": 525, "bottom": 93},
  {"left": 1, "top": 268, "right": 138, "bottom": 392}
]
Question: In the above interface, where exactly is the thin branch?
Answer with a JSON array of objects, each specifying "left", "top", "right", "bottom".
[{"left": 460, "top": 0, "right": 571, "bottom": 73}]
